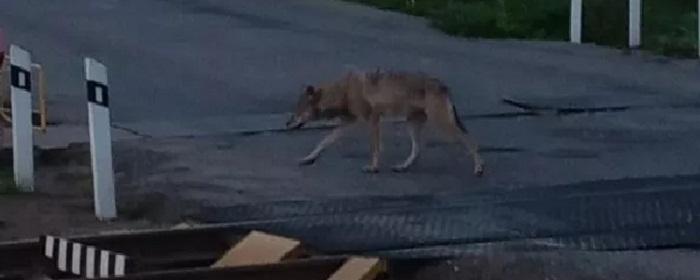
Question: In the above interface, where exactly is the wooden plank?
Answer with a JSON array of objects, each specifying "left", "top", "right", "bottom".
[
  {"left": 31, "top": 63, "right": 47, "bottom": 132},
  {"left": 67, "top": 258, "right": 345, "bottom": 280},
  {"left": 327, "top": 257, "right": 385, "bottom": 280},
  {"left": 0, "top": 55, "right": 7, "bottom": 125},
  {"left": 211, "top": 231, "right": 302, "bottom": 268}
]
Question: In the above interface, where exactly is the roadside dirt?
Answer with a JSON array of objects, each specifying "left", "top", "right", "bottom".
[{"left": 0, "top": 146, "right": 172, "bottom": 242}]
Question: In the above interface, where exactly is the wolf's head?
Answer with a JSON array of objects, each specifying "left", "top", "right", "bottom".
[{"left": 286, "top": 85, "right": 322, "bottom": 130}]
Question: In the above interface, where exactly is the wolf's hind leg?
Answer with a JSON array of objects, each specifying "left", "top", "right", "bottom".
[
  {"left": 362, "top": 114, "right": 382, "bottom": 173},
  {"left": 426, "top": 95, "right": 485, "bottom": 176}
]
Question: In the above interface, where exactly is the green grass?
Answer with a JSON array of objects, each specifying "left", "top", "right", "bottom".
[
  {"left": 0, "top": 168, "right": 20, "bottom": 195},
  {"left": 347, "top": 0, "right": 698, "bottom": 57}
]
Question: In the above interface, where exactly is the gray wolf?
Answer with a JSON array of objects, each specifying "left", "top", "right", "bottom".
[{"left": 286, "top": 70, "right": 484, "bottom": 176}]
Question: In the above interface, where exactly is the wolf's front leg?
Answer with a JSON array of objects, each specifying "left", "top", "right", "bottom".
[{"left": 299, "top": 124, "right": 350, "bottom": 165}]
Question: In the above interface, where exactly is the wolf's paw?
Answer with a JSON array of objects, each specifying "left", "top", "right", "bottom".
[
  {"left": 474, "top": 164, "right": 485, "bottom": 177},
  {"left": 298, "top": 157, "right": 317, "bottom": 166},
  {"left": 391, "top": 164, "right": 409, "bottom": 173},
  {"left": 362, "top": 165, "right": 379, "bottom": 173}
]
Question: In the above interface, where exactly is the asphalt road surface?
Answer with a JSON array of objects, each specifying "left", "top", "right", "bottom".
[
  {"left": 0, "top": 0, "right": 698, "bottom": 137},
  {"left": 101, "top": 104, "right": 700, "bottom": 262}
]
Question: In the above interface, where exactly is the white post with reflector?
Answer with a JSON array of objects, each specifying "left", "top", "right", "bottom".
[
  {"left": 629, "top": 0, "right": 642, "bottom": 48},
  {"left": 10, "top": 45, "right": 34, "bottom": 191},
  {"left": 85, "top": 58, "right": 116, "bottom": 220},
  {"left": 570, "top": 0, "right": 583, "bottom": 43}
]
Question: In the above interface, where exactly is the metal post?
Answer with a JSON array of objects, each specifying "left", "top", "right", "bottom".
[
  {"left": 9, "top": 45, "right": 34, "bottom": 191},
  {"left": 629, "top": 0, "right": 642, "bottom": 48},
  {"left": 570, "top": 0, "right": 583, "bottom": 43},
  {"left": 85, "top": 58, "right": 116, "bottom": 220}
]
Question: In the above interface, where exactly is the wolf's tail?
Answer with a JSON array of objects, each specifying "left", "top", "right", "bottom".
[{"left": 451, "top": 104, "right": 467, "bottom": 133}]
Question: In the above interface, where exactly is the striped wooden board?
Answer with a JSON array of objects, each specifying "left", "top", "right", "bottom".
[{"left": 41, "top": 235, "right": 130, "bottom": 279}]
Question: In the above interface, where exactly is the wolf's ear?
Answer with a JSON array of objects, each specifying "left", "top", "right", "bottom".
[{"left": 305, "top": 85, "right": 315, "bottom": 96}]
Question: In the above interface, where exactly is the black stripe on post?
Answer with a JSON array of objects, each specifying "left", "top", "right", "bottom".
[
  {"left": 122, "top": 256, "right": 131, "bottom": 275},
  {"left": 10, "top": 65, "right": 31, "bottom": 91},
  {"left": 39, "top": 235, "right": 46, "bottom": 252},
  {"left": 86, "top": 80, "right": 109, "bottom": 107},
  {"left": 64, "top": 241, "right": 74, "bottom": 272},
  {"left": 111, "top": 254, "right": 118, "bottom": 276},
  {"left": 80, "top": 245, "right": 89, "bottom": 276},
  {"left": 53, "top": 238, "right": 60, "bottom": 260}
]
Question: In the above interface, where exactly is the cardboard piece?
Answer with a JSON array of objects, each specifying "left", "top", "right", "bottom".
[
  {"left": 327, "top": 257, "right": 385, "bottom": 280},
  {"left": 211, "top": 231, "right": 302, "bottom": 268}
]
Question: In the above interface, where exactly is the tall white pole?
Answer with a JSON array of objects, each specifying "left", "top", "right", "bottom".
[
  {"left": 9, "top": 45, "right": 34, "bottom": 191},
  {"left": 570, "top": 0, "right": 583, "bottom": 43},
  {"left": 85, "top": 58, "right": 116, "bottom": 220},
  {"left": 629, "top": 0, "right": 642, "bottom": 48}
]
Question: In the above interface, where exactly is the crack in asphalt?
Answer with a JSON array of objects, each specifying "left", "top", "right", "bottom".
[
  {"left": 111, "top": 124, "right": 153, "bottom": 139},
  {"left": 501, "top": 97, "right": 700, "bottom": 116}
]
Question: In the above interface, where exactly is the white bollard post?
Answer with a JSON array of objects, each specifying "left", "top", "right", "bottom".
[
  {"left": 629, "top": 0, "right": 642, "bottom": 48},
  {"left": 84, "top": 58, "right": 116, "bottom": 220},
  {"left": 570, "top": 0, "right": 583, "bottom": 43},
  {"left": 9, "top": 45, "right": 34, "bottom": 191}
]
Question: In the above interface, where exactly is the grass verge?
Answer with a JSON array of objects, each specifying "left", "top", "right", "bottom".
[
  {"left": 347, "top": 0, "right": 698, "bottom": 57},
  {"left": 0, "top": 168, "right": 20, "bottom": 195}
]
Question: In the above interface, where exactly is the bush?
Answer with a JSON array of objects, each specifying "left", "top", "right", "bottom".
[
  {"left": 0, "top": 168, "right": 19, "bottom": 195},
  {"left": 583, "top": 0, "right": 627, "bottom": 47},
  {"left": 347, "top": 0, "right": 699, "bottom": 57},
  {"left": 431, "top": 1, "right": 504, "bottom": 38},
  {"left": 643, "top": 1, "right": 698, "bottom": 57},
  {"left": 429, "top": 0, "right": 570, "bottom": 40},
  {"left": 501, "top": 0, "right": 569, "bottom": 40}
]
